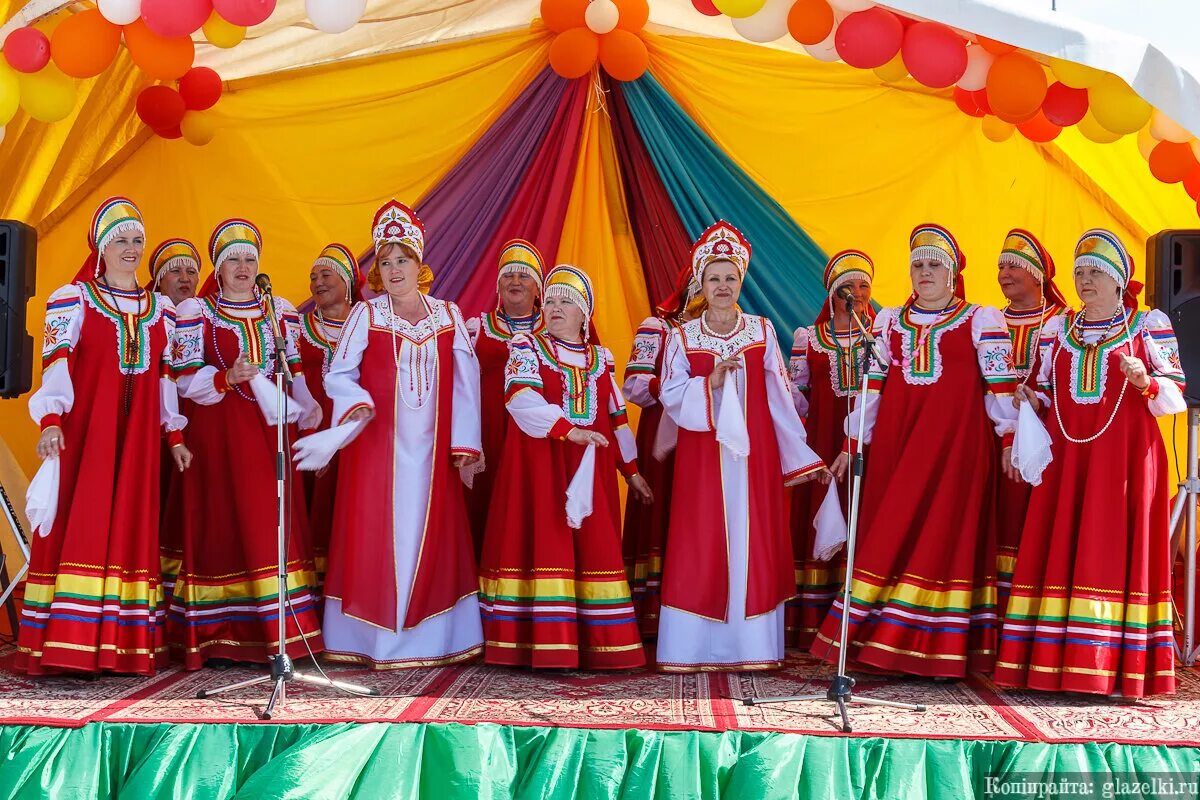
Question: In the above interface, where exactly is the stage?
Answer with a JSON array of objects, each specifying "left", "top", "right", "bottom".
[{"left": 1, "top": 646, "right": 1198, "bottom": 798}]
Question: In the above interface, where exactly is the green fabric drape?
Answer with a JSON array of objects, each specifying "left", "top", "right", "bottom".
[{"left": 2, "top": 722, "right": 1198, "bottom": 800}]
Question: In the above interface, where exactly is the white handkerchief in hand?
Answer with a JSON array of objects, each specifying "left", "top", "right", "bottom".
[
  {"left": 292, "top": 419, "right": 366, "bottom": 471},
  {"left": 26, "top": 457, "right": 60, "bottom": 538},
  {"left": 812, "top": 482, "right": 848, "bottom": 561},
  {"left": 1011, "top": 401, "right": 1053, "bottom": 486},
  {"left": 651, "top": 411, "right": 678, "bottom": 461},
  {"left": 565, "top": 444, "right": 596, "bottom": 530},
  {"left": 715, "top": 376, "right": 750, "bottom": 460},
  {"left": 460, "top": 454, "right": 486, "bottom": 488},
  {"left": 251, "top": 374, "right": 302, "bottom": 426}
]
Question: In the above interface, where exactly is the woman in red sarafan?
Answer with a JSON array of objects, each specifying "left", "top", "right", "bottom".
[
  {"left": 18, "top": 197, "right": 190, "bottom": 676},
  {"left": 812, "top": 223, "right": 1017, "bottom": 679},
  {"left": 995, "top": 229, "right": 1185, "bottom": 698},
  {"left": 479, "top": 264, "right": 652, "bottom": 670},
  {"left": 169, "top": 218, "right": 325, "bottom": 669}
]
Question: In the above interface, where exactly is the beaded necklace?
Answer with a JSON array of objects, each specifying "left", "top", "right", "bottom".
[
  {"left": 1050, "top": 305, "right": 1134, "bottom": 444},
  {"left": 388, "top": 294, "right": 435, "bottom": 410}
]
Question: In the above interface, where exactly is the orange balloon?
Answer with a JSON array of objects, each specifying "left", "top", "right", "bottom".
[
  {"left": 994, "top": 105, "right": 1038, "bottom": 125},
  {"left": 600, "top": 28, "right": 649, "bottom": 82},
  {"left": 1149, "top": 141, "right": 1197, "bottom": 184},
  {"left": 977, "top": 36, "right": 1015, "bottom": 56},
  {"left": 549, "top": 28, "right": 599, "bottom": 79},
  {"left": 614, "top": 0, "right": 649, "bottom": 31},
  {"left": 541, "top": 0, "right": 588, "bottom": 33},
  {"left": 986, "top": 51, "right": 1047, "bottom": 120},
  {"left": 123, "top": 19, "right": 194, "bottom": 80},
  {"left": 787, "top": 0, "right": 834, "bottom": 46},
  {"left": 1017, "top": 110, "right": 1061, "bottom": 143},
  {"left": 51, "top": 9, "right": 121, "bottom": 79}
]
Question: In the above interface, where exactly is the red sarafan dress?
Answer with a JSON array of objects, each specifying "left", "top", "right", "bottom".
[
  {"left": 620, "top": 315, "right": 683, "bottom": 639},
  {"left": 994, "top": 308, "right": 1185, "bottom": 698},
  {"left": 19, "top": 281, "right": 185, "bottom": 676},
  {"left": 479, "top": 332, "right": 646, "bottom": 670},
  {"left": 811, "top": 300, "right": 1017, "bottom": 678},
  {"left": 994, "top": 303, "right": 1064, "bottom": 611},
  {"left": 464, "top": 310, "right": 543, "bottom": 558},
  {"left": 786, "top": 321, "right": 869, "bottom": 649},
  {"left": 169, "top": 294, "right": 324, "bottom": 669}
]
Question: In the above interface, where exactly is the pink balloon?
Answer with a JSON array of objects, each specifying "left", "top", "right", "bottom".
[
  {"left": 1041, "top": 81, "right": 1088, "bottom": 127},
  {"left": 211, "top": 0, "right": 276, "bottom": 27},
  {"left": 142, "top": 0, "right": 213, "bottom": 38},
  {"left": 834, "top": 7, "right": 903, "bottom": 70},
  {"left": 900, "top": 21, "right": 967, "bottom": 88},
  {"left": 3, "top": 27, "right": 51, "bottom": 73}
]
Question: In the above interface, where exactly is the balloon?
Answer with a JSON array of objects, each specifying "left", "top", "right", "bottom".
[
  {"left": 17, "top": 65, "right": 75, "bottom": 122},
  {"left": 156, "top": 123, "right": 182, "bottom": 139},
  {"left": 1136, "top": 124, "right": 1159, "bottom": 160},
  {"left": 977, "top": 36, "right": 1014, "bottom": 56},
  {"left": 179, "top": 66, "right": 222, "bottom": 110},
  {"left": 123, "top": 19, "right": 195, "bottom": 80},
  {"left": 136, "top": 84, "right": 186, "bottom": 129},
  {"left": 614, "top": 0, "right": 650, "bottom": 31},
  {"left": 141, "top": 0, "right": 212, "bottom": 38},
  {"left": 1041, "top": 82, "right": 1088, "bottom": 127},
  {"left": 953, "top": 86, "right": 985, "bottom": 118},
  {"left": 1183, "top": 166, "right": 1200, "bottom": 201},
  {"left": 585, "top": 0, "right": 620, "bottom": 34},
  {"left": 0, "top": 64, "right": 20, "bottom": 125},
  {"left": 733, "top": 0, "right": 792, "bottom": 43},
  {"left": 542, "top": 0, "right": 588, "bottom": 31},
  {"left": 1049, "top": 57, "right": 1102, "bottom": 89},
  {"left": 599, "top": 28, "right": 649, "bottom": 81},
  {"left": 1088, "top": 73, "right": 1151, "bottom": 135},
  {"left": 834, "top": 7, "right": 901, "bottom": 69},
  {"left": 51, "top": 9, "right": 122, "bottom": 79},
  {"left": 1017, "top": 111, "right": 1061, "bottom": 143},
  {"left": 802, "top": 27, "right": 840, "bottom": 62},
  {"left": 692, "top": 0, "right": 721, "bottom": 15},
  {"left": 955, "top": 44, "right": 993, "bottom": 91},
  {"left": 901, "top": 22, "right": 966, "bottom": 89},
  {"left": 0, "top": 126, "right": 5, "bottom": 145},
  {"left": 99, "top": 0, "right": 143, "bottom": 26},
  {"left": 1077, "top": 110, "right": 1122, "bottom": 143},
  {"left": 969, "top": 88, "right": 991, "bottom": 115},
  {"left": 1149, "top": 109, "right": 1191, "bottom": 144},
  {"left": 181, "top": 110, "right": 216, "bottom": 145},
  {"left": 548, "top": 28, "right": 598, "bottom": 79},
  {"left": 3, "top": 27, "right": 51, "bottom": 74},
  {"left": 202, "top": 10, "right": 246, "bottom": 47},
  {"left": 1148, "top": 141, "right": 1196, "bottom": 183},
  {"left": 985, "top": 51, "right": 1046, "bottom": 120},
  {"left": 305, "top": 0, "right": 366, "bottom": 34},
  {"left": 872, "top": 52, "right": 906, "bottom": 82},
  {"left": 1192, "top": 139, "right": 1200, "bottom": 163},
  {"left": 828, "top": 0, "right": 873, "bottom": 11},
  {"left": 211, "top": 0, "right": 275, "bottom": 27},
  {"left": 787, "top": 0, "right": 834, "bottom": 46},
  {"left": 712, "top": 0, "right": 766, "bottom": 19},
  {"left": 981, "top": 115, "right": 1014, "bottom": 143}
]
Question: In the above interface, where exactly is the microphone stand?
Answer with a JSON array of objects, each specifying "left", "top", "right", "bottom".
[
  {"left": 196, "top": 276, "right": 372, "bottom": 718},
  {"left": 744, "top": 293, "right": 925, "bottom": 733}
]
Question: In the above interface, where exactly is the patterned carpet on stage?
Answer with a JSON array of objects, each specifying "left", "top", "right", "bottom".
[{"left": 0, "top": 646, "right": 1197, "bottom": 746}]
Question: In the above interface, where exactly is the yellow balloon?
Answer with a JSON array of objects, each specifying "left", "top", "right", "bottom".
[
  {"left": 713, "top": 0, "right": 766, "bottom": 19},
  {"left": 1049, "top": 58, "right": 1103, "bottom": 89},
  {"left": 1136, "top": 123, "right": 1159, "bottom": 160},
  {"left": 0, "top": 63, "right": 19, "bottom": 126},
  {"left": 203, "top": 10, "right": 246, "bottom": 49},
  {"left": 17, "top": 65, "right": 75, "bottom": 123},
  {"left": 180, "top": 110, "right": 217, "bottom": 146},
  {"left": 981, "top": 115, "right": 1014, "bottom": 143},
  {"left": 873, "top": 53, "right": 907, "bottom": 83},
  {"left": 1088, "top": 73, "right": 1151, "bottom": 135},
  {"left": 1077, "top": 110, "right": 1123, "bottom": 143}
]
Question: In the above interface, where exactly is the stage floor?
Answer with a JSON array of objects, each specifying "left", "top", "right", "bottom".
[{"left": 1, "top": 647, "right": 1197, "bottom": 747}]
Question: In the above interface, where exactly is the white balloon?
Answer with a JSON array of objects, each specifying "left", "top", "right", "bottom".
[
  {"left": 956, "top": 44, "right": 994, "bottom": 91},
  {"left": 584, "top": 0, "right": 619, "bottom": 35},
  {"left": 803, "top": 26, "right": 841, "bottom": 62},
  {"left": 1150, "top": 109, "right": 1193, "bottom": 144},
  {"left": 828, "top": 0, "right": 873, "bottom": 11},
  {"left": 98, "top": 0, "right": 142, "bottom": 26},
  {"left": 306, "top": 0, "right": 367, "bottom": 34},
  {"left": 731, "top": 0, "right": 791, "bottom": 43},
  {"left": 1191, "top": 138, "right": 1200, "bottom": 163}
]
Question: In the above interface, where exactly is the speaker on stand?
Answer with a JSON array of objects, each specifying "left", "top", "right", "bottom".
[{"left": 0, "top": 220, "right": 36, "bottom": 400}]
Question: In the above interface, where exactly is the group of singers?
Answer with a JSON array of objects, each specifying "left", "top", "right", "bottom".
[{"left": 15, "top": 195, "right": 1187, "bottom": 700}]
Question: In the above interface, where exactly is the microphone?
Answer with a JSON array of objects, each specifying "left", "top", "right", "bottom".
[
  {"left": 254, "top": 272, "right": 288, "bottom": 368},
  {"left": 255, "top": 273, "right": 274, "bottom": 295},
  {"left": 835, "top": 284, "right": 855, "bottom": 305}
]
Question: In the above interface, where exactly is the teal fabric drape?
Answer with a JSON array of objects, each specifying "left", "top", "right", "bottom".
[
  {"left": 618, "top": 75, "right": 828, "bottom": 336},
  {"left": 3, "top": 722, "right": 1199, "bottom": 800}
]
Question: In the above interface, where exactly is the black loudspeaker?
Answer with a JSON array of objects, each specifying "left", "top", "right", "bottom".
[
  {"left": 1147, "top": 229, "right": 1200, "bottom": 406},
  {"left": 0, "top": 220, "right": 36, "bottom": 399}
]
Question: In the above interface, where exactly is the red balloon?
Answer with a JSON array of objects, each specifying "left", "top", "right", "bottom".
[
  {"left": 900, "top": 22, "right": 967, "bottom": 88},
  {"left": 1017, "top": 111, "right": 1061, "bottom": 143},
  {"left": 179, "top": 66, "right": 223, "bottom": 110},
  {"left": 691, "top": 0, "right": 721, "bottom": 15},
  {"left": 211, "top": 0, "right": 276, "bottom": 27},
  {"left": 137, "top": 84, "right": 187, "bottom": 130},
  {"left": 835, "top": 7, "right": 903, "bottom": 70},
  {"left": 1149, "top": 141, "right": 1197, "bottom": 184},
  {"left": 3, "top": 27, "right": 51, "bottom": 73},
  {"left": 969, "top": 88, "right": 991, "bottom": 115},
  {"left": 1184, "top": 166, "right": 1200, "bottom": 201},
  {"left": 142, "top": 0, "right": 213, "bottom": 38},
  {"left": 953, "top": 86, "right": 985, "bottom": 117},
  {"left": 1041, "top": 81, "right": 1088, "bottom": 127},
  {"left": 156, "top": 124, "right": 183, "bottom": 140}
]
